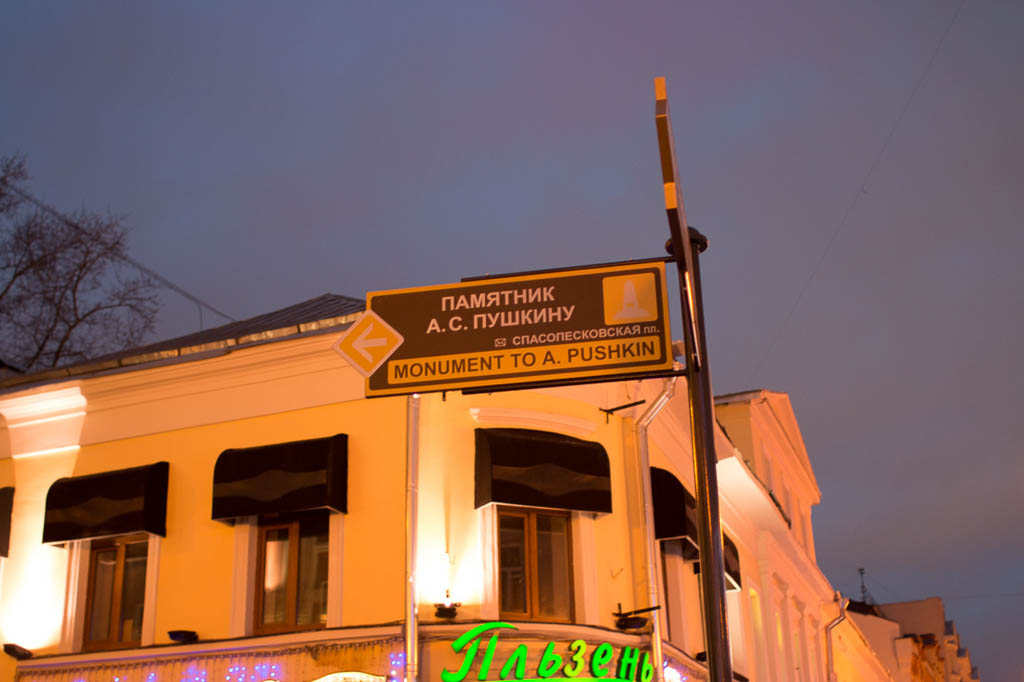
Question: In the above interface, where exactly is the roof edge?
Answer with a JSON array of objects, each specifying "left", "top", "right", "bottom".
[{"left": 0, "top": 311, "right": 362, "bottom": 392}]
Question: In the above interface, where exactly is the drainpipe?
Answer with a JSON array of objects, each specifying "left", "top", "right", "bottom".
[
  {"left": 825, "top": 591, "right": 849, "bottom": 682},
  {"left": 405, "top": 394, "right": 421, "bottom": 682},
  {"left": 635, "top": 375, "right": 679, "bottom": 682}
]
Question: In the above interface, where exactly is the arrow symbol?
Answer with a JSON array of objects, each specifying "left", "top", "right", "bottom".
[
  {"left": 333, "top": 310, "right": 403, "bottom": 378},
  {"left": 353, "top": 323, "right": 388, "bottom": 362}
]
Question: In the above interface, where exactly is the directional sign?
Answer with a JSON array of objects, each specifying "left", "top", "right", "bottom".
[
  {"left": 332, "top": 310, "right": 404, "bottom": 377},
  {"left": 350, "top": 261, "right": 674, "bottom": 397}
]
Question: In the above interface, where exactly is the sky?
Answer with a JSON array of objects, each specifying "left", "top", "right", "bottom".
[{"left": 2, "top": 1, "right": 1022, "bottom": 678}]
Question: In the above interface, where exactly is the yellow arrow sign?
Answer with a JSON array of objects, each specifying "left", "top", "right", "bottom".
[{"left": 332, "top": 311, "right": 404, "bottom": 377}]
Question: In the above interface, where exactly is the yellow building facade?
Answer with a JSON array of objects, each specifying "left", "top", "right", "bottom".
[{"left": 0, "top": 297, "right": 900, "bottom": 682}]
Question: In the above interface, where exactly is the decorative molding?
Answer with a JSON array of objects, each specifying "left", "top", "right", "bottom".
[
  {"left": 11, "top": 445, "right": 80, "bottom": 461},
  {"left": 18, "top": 623, "right": 404, "bottom": 670},
  {"left": 0, "top": 387, "right": 85, "bottom": 423},
  {"left": 0, "top": 313, "right": 360, "bottom": 392},
  {"left": 773, "top": 572, "right": 790, "bottom": 594},
  {"left": 0, "top": 387, "right": 86, "bottom": 460},
  {"left": 76, "top": 338, "right": 364, "bottom": 446},
  {"left": 0, "top": 335, "right": 363, "bottom": 453}
]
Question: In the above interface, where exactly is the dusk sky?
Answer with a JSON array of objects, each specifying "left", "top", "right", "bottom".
[{"left": 2, "top": 1, "right": 1022, "bottom": 678}]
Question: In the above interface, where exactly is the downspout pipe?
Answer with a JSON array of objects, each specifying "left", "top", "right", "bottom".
[
  {"left": 635, "top": 375, "right": 679, "bottom": 682},
  {"left": 405, "top": 394, "right": 421, "bottom": 682},
  {"left": 825, "top": 591, "right": 849, "bottom": 682}
]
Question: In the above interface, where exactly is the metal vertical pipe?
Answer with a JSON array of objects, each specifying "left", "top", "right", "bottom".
[
  {"left": 635, "top": 376, "right": 679, "bottom": 682},
  {"left": 825, "top": 592, "right": 848, "bottom": 682},
  {"left": 405, "top": 394, "right": 421, "bottom": 682}
]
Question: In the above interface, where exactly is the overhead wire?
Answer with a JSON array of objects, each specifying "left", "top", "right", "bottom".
[
  {"left": 864, "top": 573, "right": 898, "bottom": 601},
  {"left": 6, "top": 185, "right": 236, "bottom": 323},
  {"left": 745, "top": 0, "right": 967, "bottom": 386}
]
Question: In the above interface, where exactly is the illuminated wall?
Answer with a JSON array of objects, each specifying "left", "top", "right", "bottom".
[
  {"left": 0, "top": 329, "right": 899, "bottom": 682},
  {"left": 63, "top": 398, "right": 410, "bottom": 640},
  {"left": 410, "top": 387, "right": 642, "bottom": 630},
  {"left": 0, "top": 387, "right": 87, "bottom": 651},
  {"left": 1, "top": 451, "right": 76, "bottom": 650}
]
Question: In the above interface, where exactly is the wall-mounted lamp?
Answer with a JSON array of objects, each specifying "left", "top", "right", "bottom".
[
  {"left": 434, "top": 590, "right": 461, "bottom": 619},
  {"left": 613, "top": 603, "right": 661, "bottom": 631},
  {"left": 167, "top": 630, "right": 199, "bottom": 644},
  {"left": 3, "top": 643, "right": 32, "bottom": 661},
  {"left": 434, "top": 603, "right": 460, "bottom": 619}
]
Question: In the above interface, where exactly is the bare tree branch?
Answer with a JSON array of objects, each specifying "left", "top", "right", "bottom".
[{"left": 0, "top": 154, "right": 160, "bottom": 371}]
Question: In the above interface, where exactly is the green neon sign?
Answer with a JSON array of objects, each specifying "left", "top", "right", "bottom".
[{"left": 439, "top": 622, "right": 653, "bottom": 682}]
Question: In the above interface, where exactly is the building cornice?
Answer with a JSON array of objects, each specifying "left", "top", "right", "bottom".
[{"left": 1, "top": 331, "right": 368, "bottom": 450}]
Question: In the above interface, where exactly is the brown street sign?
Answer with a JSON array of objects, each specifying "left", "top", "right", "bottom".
[{"left": 335, "top": 261, "right": 675, "bottom": 397}]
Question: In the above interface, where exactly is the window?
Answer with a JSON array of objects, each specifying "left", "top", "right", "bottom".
[
  {"left": 254, "top": 512, "right": 330, "bottom": 633},
  {"left": 498, "top": 508, "right": 573, "bottom": 621},
  {"left": 83, "top": 534, "right": 148, "bottom": 650}
]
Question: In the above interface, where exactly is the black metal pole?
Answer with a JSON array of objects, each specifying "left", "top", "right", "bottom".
[
  {"left": 685, "top": 228, "right": 734, "bottom": 682},
  {"left": 655, "top": 77, "right": 733, "bottom": 682}
]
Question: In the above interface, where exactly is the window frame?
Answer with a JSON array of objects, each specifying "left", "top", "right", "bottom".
[
  {"left": 252, "top": 512, "right": 330, "bottom": 635},
  {"left": 659, "top": 537, "right": 704, "bottom": 655},
  {"left": 81, "top": 532, "right": 150, "bottom": 652},
  {"left": 496, "top": 506, "right": 574, "bottom": 623},
  {"left": 659, "top": 538, "right": 683, "bottom": 645}
]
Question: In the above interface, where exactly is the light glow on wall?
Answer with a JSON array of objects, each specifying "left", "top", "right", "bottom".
[
  {"left": 8, "top": 410, "right": 87, "bottom": 429},
  {"left": 418, "top": 551, "right": 452, "bottom": 605},
  {"left": 0, "top": 543, "right": 68, "bottom": 649},
  {"left": 451, "top": 548, "right": 483, "bottom": 606},
  {"left": 417, "top": 542, "right": 484, "bottom": 607},
  {"left": 11, "top": 444, "right": 80, "bottom": 460},
  {"left": 0, "top": 387, "right": 86, "bottom": 422},
  {"left": 0, "top": 445, "right": 79, "bottom": 651}
]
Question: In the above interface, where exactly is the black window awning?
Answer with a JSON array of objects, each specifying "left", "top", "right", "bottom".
[
  {"left": 43, "top": 462, "right": 169, "bottom": 544},
  {"left": 211, "top": 434, "right": 347, "bottom": 522},
  {"left": 0, "top": 487, "right": 13, "bottom": 557},
  {"left": 650, "top": 467, "right": 699, "bottom": 559},
  {"left": 693, "top": 532, "right": 743, "bottom": 591},
  {"left": 474, "top": 428, "right": 612, "bottom": 513}
]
